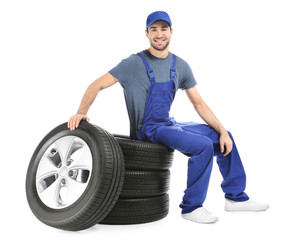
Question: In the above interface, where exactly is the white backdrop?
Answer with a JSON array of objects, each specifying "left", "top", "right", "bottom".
[{"left": 1, "top": 0, "right": 297, "bottom": 239}]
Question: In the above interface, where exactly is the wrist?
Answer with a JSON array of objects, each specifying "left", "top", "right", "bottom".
[
  {"left": 77, "top": 111, "right": 87, "bottom": 115},
  {"left": 77, "top": 108, "right": 88, "bottom": 115},
  {"left": 218, "top": 126, "right": 227, "bottom": 136}
]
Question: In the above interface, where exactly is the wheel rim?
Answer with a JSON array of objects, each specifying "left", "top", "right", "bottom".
[{"left": 35, "top": 136, "right": 93, "bottom": 209}]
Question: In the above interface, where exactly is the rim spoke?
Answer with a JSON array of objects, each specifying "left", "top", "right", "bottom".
[
  {"left": 39, "top": 178, "right": 61, "bottom": 207},
  {"left": 55, "top": 136, "right": 76, "bottom": 166},
  {"left": 66, "top": 178, "right": 88, "bottom": 205},
  {"left": 69, "top": 145, "right": 92, "bottom": 171},
  {"left": 36, "top": 155, "right": 59, "bottom": 183},
  {"left": 69, "top": 139, "right": 84, "bottom": 157}
]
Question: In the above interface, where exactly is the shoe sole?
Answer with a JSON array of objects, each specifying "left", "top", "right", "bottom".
[
  {"left": 225, "top": 206, "right": 269, "bottom": 212},
  {"left": 181, "top": 214, "right": 219, "bottom": 224}
]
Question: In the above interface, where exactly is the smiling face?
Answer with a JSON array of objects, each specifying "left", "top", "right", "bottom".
[{"left": 146, "top": 20, "right": 173, "bottom": 52}]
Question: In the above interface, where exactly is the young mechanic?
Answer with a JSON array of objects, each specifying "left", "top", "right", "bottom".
[{"left": 68, "top": 11, "right": 269, "bottom": 223}]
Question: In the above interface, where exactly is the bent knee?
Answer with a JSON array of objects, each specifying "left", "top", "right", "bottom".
[{"left": 192, "top": 137, "right": 214, "bottom": 156}]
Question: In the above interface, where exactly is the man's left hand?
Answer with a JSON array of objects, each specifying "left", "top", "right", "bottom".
[{"left": 219, "top": 132, "right": 233, "bottom": 156}]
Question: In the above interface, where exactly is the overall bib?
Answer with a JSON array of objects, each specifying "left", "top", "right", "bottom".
[{"left": 137, "top": 52, "right": 249, "bottom": 214}]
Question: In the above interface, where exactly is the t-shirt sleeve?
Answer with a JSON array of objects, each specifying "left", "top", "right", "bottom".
[
  {"left": 109, "top": 55, "right": 136, "bottom": 87},
  {"left": 178, "top": 59, "right": 197, "bottom": 90}
]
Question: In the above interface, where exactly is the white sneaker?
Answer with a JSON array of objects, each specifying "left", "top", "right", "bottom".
[
  {"left": 182, "top": 207, "right": 219, "bottom": 224},
  {"left": 225, "top": 199, "right": 269, "bottom": 212}
]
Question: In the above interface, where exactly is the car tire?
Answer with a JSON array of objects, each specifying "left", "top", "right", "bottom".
[
  {"left": 26, "top": 121, "right": 125, "bottom": 231},
  {"left": 100, "top": 194, "right": 169, "bottom": 225},
  {"left": 120, "top": 170, "right": 170, "bottom": 198},
  {"left": 113, "top": 135, "right": 174, "bottom": 170}
]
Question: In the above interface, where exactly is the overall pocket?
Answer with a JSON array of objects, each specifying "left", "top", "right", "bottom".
[{"left": 152, "top": 89, "right": 175, "bottom": 122}]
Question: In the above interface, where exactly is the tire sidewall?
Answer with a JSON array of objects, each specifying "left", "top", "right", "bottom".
[{"left": 26, "top": 122, "right": 106, "bottom": 224}]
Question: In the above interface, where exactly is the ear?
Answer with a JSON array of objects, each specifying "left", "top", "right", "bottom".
[{"left": 145, "top": 29, "right": 149, "bottom": 38}]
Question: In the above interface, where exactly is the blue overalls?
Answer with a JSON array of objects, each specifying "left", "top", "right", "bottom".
[{"left": 136, "top": 52, "right": 249, "bottom": 214}]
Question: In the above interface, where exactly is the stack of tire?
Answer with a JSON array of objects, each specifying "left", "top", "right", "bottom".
[
  {"left": 101, "top": 134, "right": 173, "bottom": 225},
  {"left": 26, "top": 121, "right": 174, "bottom": 231}
]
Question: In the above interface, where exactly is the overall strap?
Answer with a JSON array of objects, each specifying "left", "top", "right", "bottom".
[
  {"left": 170, "top": 54, "right": 177, "bottom": 82},
  {"left": 138, "top": 53, "right": 156, "bottom": 84}
]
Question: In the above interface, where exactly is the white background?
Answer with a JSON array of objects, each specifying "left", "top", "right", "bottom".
[{"left": 1, "top": 0, "right": 298, "bottom": 239}]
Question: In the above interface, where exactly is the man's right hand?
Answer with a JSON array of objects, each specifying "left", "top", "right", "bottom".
[{"left": 68, "top": 114, "right": 90, "bottom": 131}]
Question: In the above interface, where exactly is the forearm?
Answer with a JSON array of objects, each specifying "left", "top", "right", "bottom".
[
  {"left": 76, "top": 73, "right": 118, "bottom": 115},
  {"left": 194, "top": 102, "right": 227, "bottom": 136},
  {"left": 76, "top": 83, "right": 100, "bottom": 115}
]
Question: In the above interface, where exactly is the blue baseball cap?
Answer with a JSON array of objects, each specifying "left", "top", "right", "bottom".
[{"left": 146, "top": 11, "right": 172, "bottom": 29}]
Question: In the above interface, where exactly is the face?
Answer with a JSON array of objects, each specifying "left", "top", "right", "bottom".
[{"left": 146, "top": 20, "right": 172, "bottom": 51}]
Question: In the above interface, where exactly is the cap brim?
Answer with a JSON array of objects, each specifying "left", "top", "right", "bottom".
[{"left": 147, "top": 19, "right": 171, "bottom": 29}]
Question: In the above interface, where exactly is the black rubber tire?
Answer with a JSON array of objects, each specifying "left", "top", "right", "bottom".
[
  {"left": 113, "top": 135, "right": 174, "bottom": 170},
  {"left": 100, "top": 194, "right": 169, "bottom": 225},
  {"left": 26, "top": 121, "right": 125, "bottom": 231},
  {"left": 120, "top": 170, "right": 170, "bottom": 198}
]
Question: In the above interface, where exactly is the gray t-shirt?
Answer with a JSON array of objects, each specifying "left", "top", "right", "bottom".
[{"left": 109, "top": 50, "right": 197, "bottom": 139}]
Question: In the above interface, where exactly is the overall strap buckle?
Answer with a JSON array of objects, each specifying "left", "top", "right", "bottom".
[
  {"left": 170, "top": 69, "right": 176, "bottom": 79},
  {"left": 138, "top": 52, "right": 156, "bottom": 84},
  {"left": 148, "top": 69, "right": 155, "bottom": 80}
]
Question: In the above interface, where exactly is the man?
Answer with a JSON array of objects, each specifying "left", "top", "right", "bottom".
[{"left": 68, "top": 11, "right": 268, "bottom": 223}]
